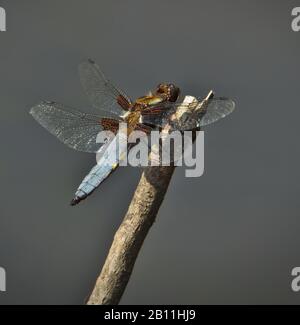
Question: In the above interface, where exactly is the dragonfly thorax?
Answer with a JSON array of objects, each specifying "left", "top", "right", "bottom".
[
  {"left": 134, "top": 83, "right": 180, "bottom": 108},
  {"left": 135, "top": 95, "right": 163, "bottom": 106}
]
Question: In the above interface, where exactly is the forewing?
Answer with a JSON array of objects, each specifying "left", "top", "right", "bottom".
[
  {"left": 141, "top": 99, "right": 200, "bottom": 130},
  {"left": 78, "top": 59, "right": 132, "bottom": 116},
  {"left": 140, "top": 102, "right": 178, "bottom": 128},
  {"left": 30, "top": 101, "right": 121, "bottom": 153}
]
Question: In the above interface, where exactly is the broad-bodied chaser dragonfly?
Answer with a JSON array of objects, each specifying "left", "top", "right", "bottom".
[{"left": 30, "top": 59, "right": 235, "bottom": 205}]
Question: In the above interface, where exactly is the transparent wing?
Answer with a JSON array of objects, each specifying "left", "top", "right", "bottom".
[
  {"left": 141, "top": 97, "right": 235, "bottom": 130},
  {"left": 78, "top": 59, "right": 132, "bottom": 117},
  {"left": 140, "top": 99, "right": 199, "bottom": 129},
  {"left": 141, "top": 102, "right": 179, "bottom": 128},
  {"left": 30, "top": 101, "right": 121, "bottom": 153},
  {"left": 199, "top": 97, "right": 235, "bottom": 127}
]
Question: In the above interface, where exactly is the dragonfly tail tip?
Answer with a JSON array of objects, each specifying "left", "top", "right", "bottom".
[{"left": 70, "top": 197, "right": 80, "bottom": 206}]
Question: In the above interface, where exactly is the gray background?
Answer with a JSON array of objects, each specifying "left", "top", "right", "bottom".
[{"left": 0, "top": 0, "right": 299, "bottom": 305}]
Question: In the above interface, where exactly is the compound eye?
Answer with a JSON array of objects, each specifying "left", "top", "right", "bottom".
[
  {"left": 168, "top": 85, "right": 180, "bottom": 102},
  {"left": 156, "top": 83, "right": 165, "bottom": 93}
]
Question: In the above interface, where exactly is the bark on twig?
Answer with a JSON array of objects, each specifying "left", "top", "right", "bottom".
[{"left": 87, "top": 166, "right": 175, "bottom": 305}]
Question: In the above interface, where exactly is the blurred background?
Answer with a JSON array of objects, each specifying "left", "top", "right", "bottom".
[{"left": 0, "top": 0, "right": 300, "bottom": 304}]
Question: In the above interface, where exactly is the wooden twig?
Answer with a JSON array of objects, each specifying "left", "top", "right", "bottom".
[
  {"left": 87, "top": 166, "right": 175, "bottom": 305},
  {"left": 87, "top": 90, "right": 214, "bottom": 305}
]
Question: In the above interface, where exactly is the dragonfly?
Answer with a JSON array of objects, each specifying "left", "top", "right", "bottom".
[{"left": 30, "top": 59, "right": 235, "bottom": 205}]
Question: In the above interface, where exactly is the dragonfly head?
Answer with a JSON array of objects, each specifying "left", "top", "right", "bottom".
[{"left": 155, "top": 83, "right": 180, "bottom": 102}]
